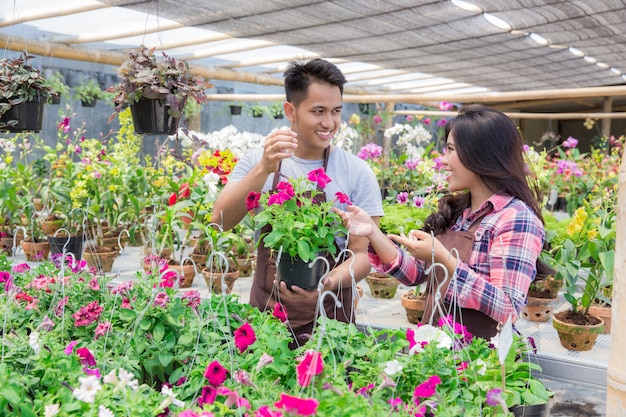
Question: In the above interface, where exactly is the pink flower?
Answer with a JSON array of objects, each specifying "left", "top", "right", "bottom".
[
  {"left": 438, "top": 101, "right": 453, "bottom": 111},
  {"left": 334, "top": 191, "right": 351, "bottom": 205},
  {"left": 436, "top": 119, "right": 447, "bottom": 128},
  {"left": 76, "top": 347, "right": 97, "bottom": 367},
  {"left": 413, "top": 196, "right": 425, "bottom": 208},
  {"left": 180, "top": 291, "right": 201, "bottom": 309},
  {"left": 204, "top": 361, "right": 228, "bottom": 387},
  {"left": 307, "top": 167, "right": 331, "bottom": 189},
  {"left": 88, "top": 277, "right": 100, "bottom": 291},
  {"left": 0, "top": 271, "right": 13, "bottom": 292},
  {"left": 562, "top": 136, "right": 579, "bottom": 148},
  {"left": 373, "top": 114, "right": 382, "bottom": 124},
  {"left": 296, "top": 350, "right": 324, "bottom": 387},
  {"left": 234, "top": 322, "right": 256, "bottom": 353},
  {"left": 254, "top": 406, "right": 282, "bottom": 417},
  {"left": 272, "top": 302, "right": 288, "bottom": 322},
  {"left": 274, "top": 393, "right": 318, "bottom": 416},
  {"left": 11, "top": 263, "right": 30, "bottom": 273},
  {"left": 276, "top": 181, "right": 295, "bottom": 197},
  {"left": 406, "top": 115, "right": 413, "bottom": 122},
  {"left": 233, "top": 369, "right": 257, "bottom": 389},
  {"left": 246, "top": 192, "right": 261, "bottom": 211},
  {"left": 153, "top": 292, "right": 169, "bottom": 308},
  {"left": 198, "top": 385, "right": 217, "bottom": 407},
  {"left": 94, "top": 321, "right": 112, "bottom": 340},
  {"left": 73, "top": 301, "right": 103, "bottom": 327},
  {"left": 38, "top": 315, "right": 56, "bottom": 331},
  {"left": 256, "top": 352, "right": 274, "bottom": 372},
  {"left": 397, "top": 192, "right": 409, "bottom": 204},
  {"left": 413, "top": 375, "right": 441, "bottom": 399},
  {"left": 216, "top": 386, "right": 250, "bottom": 409},
  {"left": 120, "top": 297, "right": 133, "bottom": 309},
  {"left": 64, "top": 340, "right": 78, "bottom": 355}
]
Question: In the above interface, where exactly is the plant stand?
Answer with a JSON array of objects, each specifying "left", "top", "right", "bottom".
[
  {"left": 365, "top": 272, "right": 400, "bottom": 299},
  {"left": 552, "top": 311, "right": 604, "bottom": 351}
]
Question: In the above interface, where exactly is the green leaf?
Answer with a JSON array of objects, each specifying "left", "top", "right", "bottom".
[
  {"left": 158, "top": 352, "right": 173, "bottom": 367},
  {"left": 153, "top": 321, "right": 165, "bottom": 342}
]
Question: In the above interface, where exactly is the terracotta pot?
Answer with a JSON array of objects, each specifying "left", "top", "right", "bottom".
[
  {"left": 21, "top": 240, "right": 50, "bottom": 262},
  {"left": 202, "top": 268, "right": 240, "bottom": 294},
  {"left": 521, "top": 293, "right": 559, "bottom": 322},
  {"left": 0, "top": 236, "right": 22, "bottom": 254},
  {"left": 588, "top": 305, "right": 611, "bottom": 334},
  {"left": 236, "top": 256, "right": 255, "bottom": 277},
  {"left": 543, "top": 276, "right": 563, "bottom": 297},
  {"left": 168, "top": 262, "right": 196, "bottom": 288},
  {"left": 552, "top": 311, "right": 604, "bottom": 351},
  {"left": 83, "top": 247, "right": 120, "bottom": 272},
  {"left": 400, "top": 291, "right": 427, "bottom": 324},
  {"left": 41, "top": 219, "right": 63, "bottom": 236},
  {"left": 365, "top": 272, "right": 400, "bottom": 299}
]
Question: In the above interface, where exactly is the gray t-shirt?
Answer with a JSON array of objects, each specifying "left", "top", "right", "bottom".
[{"left": 229, "top": 146, "right": 384, "bottom": 249}]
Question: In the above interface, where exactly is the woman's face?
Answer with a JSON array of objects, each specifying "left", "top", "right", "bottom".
[{"left": 442, "top": 132, "right": 479, "bottom": 193}]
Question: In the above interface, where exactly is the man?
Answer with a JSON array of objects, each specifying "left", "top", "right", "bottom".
[{"left": 211, "top": 58, "right": 383, "bottom": 347}]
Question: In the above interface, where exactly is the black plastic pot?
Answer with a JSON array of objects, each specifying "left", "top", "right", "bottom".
[
  {"left": 276, "top": 254, "right": 327, "bottom": 290},
  {"left": 0, "top": 95, "right": 45, "bottom": 132},
  {"left": 130, "top": 98, "right": 179, "bottom": 135},
  {"left": 509, "top": 398, "right": 553, "bottom": 417},
  {"left": 81, "top": 98, "right": 96, "bottom": 108},
  {"left": 228, "top": 105, "right": 242, "bottom": 115},
  {"left": 48, "top": 234, "right": 84, "bottom": 260}
]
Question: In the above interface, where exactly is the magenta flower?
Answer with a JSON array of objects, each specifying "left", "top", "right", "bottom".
[
  {"left": 180, "top": 291, "right": 201, "bottom": 309},
  {"left": 436, "top": 119, "right": 447, "bottom": 128},
  {"left": 405, "top": 158, "right": 420, "bottom": 170},
  {"left": 307, "top": 167, "right": 332, "bottom": 189},
  {"left": 296, "top": 350, "right": 324, "bottom": 387},
  {"left": 254, "top": 406, "right": 282, "bottom": 417},
  {"left": 276, "top": 181, "right": 295, "bottom": 197},
  {"left": 73, "top": 301, "right": 103, "bottom": 327},
  {"left": 246, "top": 192, "right": 261, "bottom": 211},
  {"left": 413, "top": 196, "right": 425, "bottom": 208},
  {"left": 413, "top": 375, "right": 441, "bottom": 399},
  {"left": 76, "top": 347, "right": 97, "bottom": 367},
  {"left": 397, "top": 192, "right": 409, "bottom": 204},
  {"left": 204, "top": 361, "right": 228, "bottom": 387},
  {"left": 267, "top": 190, "right": 292, "bottom": 206},
  {"left": 64, "top": 340, "right": 78, "bottom": 355},
  {"left": 274, "top": 393, "right": 318, "bottom": 416},
  {"left": 94, "top": 321, "right": 112, "bottom": 340},
  {"left": 562, "top": 136, "right": 579, "bottom": 148},
  {"left": 273, "top": 302, "right": 288, "bottom": 322},
  {"left": 0, "top": 271, "right": 13, "bottom": 292},
  {"left": 11, "top": 263, "right": 30, "bottom": 273},
  {"left": 334, "top": 191, "right": 352, "bottom": 205},
  {"left": 153, "top": 291, "right": 169, "bottom": 308},
  {"left": 234, "top": 322, "right": 256, "bottom": 353},
  {"left": 198, "top": 385, "right": 217, "bottom": 407},
  {"left": 216, "top": 386, "right": 250, "bottom": 409},
  {"left": 373, "top": 114, "right": 383, "bottom": 124}
]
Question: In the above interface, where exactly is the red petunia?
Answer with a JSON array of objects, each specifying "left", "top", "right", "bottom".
[
  {"left": 178, "top": 182, "right": 191, "bottom": 199},
  {"left": 296, "top": 350, "right": 324, "bottom": 387},
  {"left": 234, "top": 322, "right": 256, "bottom": 353},
  {"left": 245, "top": 192, "right": 261, "bottom": 211},
  {"left": 76, "top": 347, "right": 97, "bottom": 367},
  {"left": 274, "top": 393, "right": 319, "bottom": 416},
  {"left": 334, "top": 191, "right": 352, "bottom": 205},
  {"left": 168, "top": 192, "right": 177, "bottom": 206},
  {"left": 198, "top": 385, "right": 217, "bottom": 407},
  {"left": 204, "top": 360, "right": 228, "bottom": 387}
]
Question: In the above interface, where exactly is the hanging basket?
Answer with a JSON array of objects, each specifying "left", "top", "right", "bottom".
[
  {"left": 0, "top": 96, "right": 45, "bottom": 132},
  {"left": 276, "top": 254, "right": 327, "bottom": 291},
  {"left": 130, "top": 98, "right": 179, "bottom": 135}
]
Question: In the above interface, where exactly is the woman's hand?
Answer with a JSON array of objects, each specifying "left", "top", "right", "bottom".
[
  {"left": 389, "top": 230, "right": 456, "bottom": 274},
  {"left": 333, "top": 205, "right": 375, "bottom": 238}
]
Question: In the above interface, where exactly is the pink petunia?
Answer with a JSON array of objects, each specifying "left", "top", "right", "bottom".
[
  {"left": 267, "top": 190, "right": 292, "bottom": 206},
  {"left": 216, "top": 386, "right": 250, "bottom": 409},
  {"left": 0, "top": 271, "right": 13, "bottom": 292},
  {"left": 274, "top": 393, "right": 318, "bottom": 416},
  {"left": 413, "top": 375, "right": 441, "bottom": 399},
  {"left": 276, "top": 181, "right": 295, "bottom": 197},
  {"left": 11, "top": 263, "right": 30, "bottom": 273},
  {"left": 272, "top": 302, "right": 288, "bottom": 322},
  {"left": 234, "top": 322, "right": 256, "bottom": 353},
  {"left": 254, "top": 406, "right": 282, "bottom": 417},
  {"left": 334, "top": 191, "right": 351, "bottom": 205},
  {"left": 246, "top": 192, "right": 261, "bottom": 211},
  {"left": 296, "top": 350, "right": 324, "bottom": 387},
  {"left": 76, "top": 347, "right": 97, "bottom": 367},
  {"left": 73, "top": 301, "right": 104, "bottom": 327},
  {"left": 204, "top": 361, "right": 228, "bottom": 387},
  {"left": 198, "top": 385, "right": 217, "bottom": 407},
  {"left": 64, "top": 340, "right": 78, "bottom": 355},
  {"left": 94, "top": 321, "right": 112, "bottom": 340},
  {"left": 307, "top": 167, "right": 331, "bottom": 189}
]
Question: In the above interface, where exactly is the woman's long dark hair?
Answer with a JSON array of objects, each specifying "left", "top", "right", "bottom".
[{"left": 423, "top": 104, "right": 553, "bottom": 278}]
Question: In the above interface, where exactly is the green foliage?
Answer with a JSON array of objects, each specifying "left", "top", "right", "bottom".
[
  {"left": 72, "top": 79, "right": 106, "bottom": 103},
  {"left": 379, "top": 202, "right": 430, "bottom": 234}
]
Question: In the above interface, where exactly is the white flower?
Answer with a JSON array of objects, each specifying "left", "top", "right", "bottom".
[
  {"left": 44, "top": 404, "right": 61, "bottom": 417},
  {"left": 383, "top": 359, "right": 403, "bottom": 376},
  {"left": 103, "top": 369, "right": 118, "bottom": 385},
  {"left": 161, "top": 385, "right": 184, "bottom": 408},
  {"left": 333, "top": 122, "right": 357, "bottom": 151},
  {"left": 118, "top": 368, "right": 139, "bottom": 390},
  {"left": 29, "top": 331, "right": 41, "bottom": 354},
  {"left": 73, "top": 375, "right": 102, "bottom": 403},
  {"left": 408, "top": 324, "right": 453, "bottom": 355},
  {"left": 98, "top": 405, "right": 115, "bottom": 417}
]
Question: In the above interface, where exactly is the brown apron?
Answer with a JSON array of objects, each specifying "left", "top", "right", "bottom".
[
  {"left": 249, "top": 147, "right": 353, "bottom": 347},
  {"left": 422, "top": 213, "right": 499, "bottom": 340}
]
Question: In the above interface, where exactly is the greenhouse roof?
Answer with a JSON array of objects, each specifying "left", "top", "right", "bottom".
[{"left": 2, "top": 0, "right": 626, "bottom": 112}]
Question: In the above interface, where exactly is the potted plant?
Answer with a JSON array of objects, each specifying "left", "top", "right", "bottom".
[
  {"left": 269, "top": 101, "right": 284, "bottom": 119},
  {"left": 198, "top": 226, "right": 244, "bottom": 294},
  {"left": 546, "top": 202, "right": 615, "bottom": 350},
  {"left": 226, "top": 101, "right": 243, "bottom": 116},
  {"left": 107, "top": 44, "right": 209, "bottom": 134},
  {"left": 42, "top": 70, "right": 69, "bottom": 104},
  {"left": 0, "top": 51, "right": 56, "bottom": 132},
  {"left": 521, "top": 276, "right": 560, "bottom": 323},
  {"left": 247, "top": 102, "right": 267, "bottom": 118},
  {"left": 73, "top": 78, "right": 105, "bottom": 107},
  {"left": 245, "top": 167, "right": 347, "bottom": 290}
]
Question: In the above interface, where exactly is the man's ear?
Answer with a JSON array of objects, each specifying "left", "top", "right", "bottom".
[{"left": 284, "top": 101, "right": 296, "bottom": 122}]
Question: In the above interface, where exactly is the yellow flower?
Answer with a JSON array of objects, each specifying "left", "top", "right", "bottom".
[
  {"left": 566, "top": 207, "right": 586, "bottom": 237},
  {"left": 349, "top": 113, "right": 361, "bottom": 125},
  {"left": 587, "top": 229, "right": 597, "bottom": 240}
]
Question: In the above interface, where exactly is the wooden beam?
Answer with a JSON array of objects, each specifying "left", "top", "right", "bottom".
[
  {"left": 0, "top": 3, "right": 108, "bottom": 28},
  {"left": 394, "top": 109, "right": 626, "bottom": 120}
]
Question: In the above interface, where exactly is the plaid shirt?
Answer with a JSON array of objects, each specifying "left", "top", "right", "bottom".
[{"left": 369, "top": 194, "right": 545, "bottom": 323}]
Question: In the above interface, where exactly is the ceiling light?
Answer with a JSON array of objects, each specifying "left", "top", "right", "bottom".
[
  {"left": 529, "top": 33, "right": 548, "bottom": 46},
  {"left": 483, "top": 13, "right": 512, "bottom": 31},
  {"left": 610, "top": 67, "right": 621, "bottom": 75},
  {"left": 596, "top": 62, "right": 609, "bottom": 69},
  {"left": 568, "top": 47, "right": 584, "bottom": 57},
  {"left": 583, "top": 56, "right": 597, "bottom": 64},
  {"left": 622, "top": 74, "right": 626, "bottom": 81},
  {"left": 451, "top": 0, "right": 482, "bottom": 13}
]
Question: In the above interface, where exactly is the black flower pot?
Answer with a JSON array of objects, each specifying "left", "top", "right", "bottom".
[
  {"left": 130, "top": 98, "right": 179, "bottom": 135},
  {"left": 81, "top": 98, "right": 97, "bottom": 108},
  {"left": 0, "top": 95, "right": 45, "bottom": 132},
  {"left": 48, "top": 234, "right": 84, "bottom": 260},
  {"left": 228, "top": 105, "right": 242, "bottom": 116},
  {"left": 276, "top": 254, "right": 327, "bottom": 290},
  {"left": 509, "top": 400, "right": 553, "bottom": 417}
]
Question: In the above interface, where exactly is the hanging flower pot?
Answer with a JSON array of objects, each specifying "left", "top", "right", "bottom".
[
  {"left": 48, "top": 233, "right": 84, "bottom": 260},
  {"left": 83, "top": 246, "right": 119, "bottom": 272},
  {"left": 228, "top": 104, "right": 242, "bottom": 115},
  {"left": 0, "top": 95, "right": 45, "bottom": 132},
  {"left": 202, "top": 268, "right": 240, "bottom": 294},
  {"left": 130, "top": 98, "right": 178, "bottom": 135},
  {"left": 276, "top": 253, "right": 327, "bottom": 291}
]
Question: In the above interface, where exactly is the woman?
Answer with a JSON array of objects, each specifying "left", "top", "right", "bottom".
[{"left": 336, "top": 104, "right": 550, "bottom": 339}]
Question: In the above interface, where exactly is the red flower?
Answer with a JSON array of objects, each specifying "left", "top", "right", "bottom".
[
  {"left": 204, "top": 360, "right": 228, "bottom": 387},
  {"left": 198, "top": 385, "right": 217, "bottom": 407},
  {"left": 168, "top": 192, "right": 177, "bottom": 206},
  {"left": 413, "top": 375, "right": 441, "bottom": 399},
  {"left": 274, "top": 393, "right": 319, "bottom": 416},
  {"left": 234, "top": 322, "right": 256, "bottom": 353},
  {"left": 72, "top": 300, "right": 104, "bottom": 327},
  {"left": 307, "top": 167, "right": 331, "bottom": 189},
  {"left": 272, "top": 302, "right": 288, "bottom": 322},
  {"left": 246, "top": 192, "right": 261, "bottom": 211},
  {"left": 296, "top": 350, "right": 324, "bottom": 387},
  {"left": 76, "top": 347, "right": 97, "bottom": 367},
  {"left": 334, "top": 191, "right": 351, "bottom": 205},
  {"left": 178, "top": 182, "right": 191, "bottom": 199}
]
